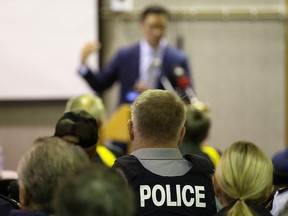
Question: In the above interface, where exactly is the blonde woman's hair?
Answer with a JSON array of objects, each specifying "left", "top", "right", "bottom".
[
  {"left": 215, "top": 141, "right": 273, "bottom": 216},
  {"left": 65, "top": 94, "right": 105, "bottom": 125},
  {"left": 131, "top": 89, "right": 185, "bottom": 143}
]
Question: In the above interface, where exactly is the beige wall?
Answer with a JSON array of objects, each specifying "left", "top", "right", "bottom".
[
  {"left": 0, "top": 101, "right": 66, "bottom": 170},
  {"left": 0, "top": 0, "right": 286, "bottom": 170}
]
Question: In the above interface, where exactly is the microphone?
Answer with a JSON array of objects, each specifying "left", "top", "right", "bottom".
[
  {"left": 160, "top": 76, "right": 176, "bottom": 93},
  {"left": 156, "top": 58, "right": 176, "bottom": 93},
  {"left": 126, "top": 57, "right": 169, "bottom": 103},
  {"left": 174, "top": 66, "right": 196, "bottom": 103},
  {"left": 174, "top": 66, "right": 209, "bottom": 111}
]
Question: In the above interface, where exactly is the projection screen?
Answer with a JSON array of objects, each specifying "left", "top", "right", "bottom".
[{"left": 0, "top": 0, "right": 98, "bottom": 100}]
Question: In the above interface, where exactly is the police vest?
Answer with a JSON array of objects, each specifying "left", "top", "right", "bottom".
[{"left": 114, "top": 154, "right": 217, "bottom": 216}]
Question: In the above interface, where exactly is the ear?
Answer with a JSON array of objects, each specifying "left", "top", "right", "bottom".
[
  {"left": 177, "top": 126, "right": 186, "bottom": 146},
  {"left": 19, "top": 183, "right": 31, "bottom": 210},
  {"left": 128, "top": 119, "right": 134, "bottom": 141}
]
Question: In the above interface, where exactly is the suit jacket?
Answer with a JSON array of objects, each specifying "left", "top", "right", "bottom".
[{"left": 82, "top": 43, "right": 193, "bottom": 104}]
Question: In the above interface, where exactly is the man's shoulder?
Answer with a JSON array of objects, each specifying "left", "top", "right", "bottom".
[
  {"left": 184, "top": 154, "right": 215, "bottom": 176},
  {"left": 164, "top": 45, "right": 187, "bottom": 59},
  {"left": 114, "top": 154, "right": 138, "bottom": 167},
  {"left": 113, "top": 155, "right": 142, "bottom": 180},
  {"left": 117, "top": 43, "right": 140, "bottom": 56}
]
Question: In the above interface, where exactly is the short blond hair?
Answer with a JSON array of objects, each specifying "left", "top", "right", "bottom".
[
  {"left": 215, "top": 141, "right": 273, "bottom": 216},
  {"left": 65, "top": 94, "right": 105, "bottom": 125},
  {"left": 131, "top": 89, "right": 185, "bottom": 142}
]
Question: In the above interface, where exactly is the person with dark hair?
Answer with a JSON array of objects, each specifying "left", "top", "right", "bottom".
[
  {"left": 54, "top": 164, "right": 135, "bottom": 216},
  {"left": 179, "top": 105, "right": 221, "bottom": 168},
  {"left": 65, "top": 94, "right": 125, "bottom": 166},
  {"left": 79, "top": 5, "right": 193, "bottom": 104},
  {"left": 113, "top": 90, "right": 216, "bottom": 216},
  {"left": 54, "top": 110, "right": 103, "bottom": 163}
]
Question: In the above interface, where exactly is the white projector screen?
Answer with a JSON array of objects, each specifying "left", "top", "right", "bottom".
[{"left": 0, "top": 0, "right": 98, "bottom": 100}]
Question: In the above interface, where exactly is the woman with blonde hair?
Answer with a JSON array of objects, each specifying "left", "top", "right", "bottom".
[{"left": 213, "top": 141, "right": 273, "bottom": 216}]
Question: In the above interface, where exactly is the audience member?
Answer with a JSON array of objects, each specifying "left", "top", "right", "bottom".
[
  {"left": 65, "top": 94, "right": 106, "bottom": 126},
  {"left": 213, "top": 141, "right": 273, "bottom": 216},
  {"left": 54, "top": 164, "right": 134, "bottom": 216},
  {"left": 65, "top": 94, "right": 124, "bottom": 166},
  {"left": 113, "top": 89, "right": 216, "bottom": 216},
  {"left": 9, "top": 136, "right": 89, "bottom": 216},
  {"left": 54, "top": 110, "right": 102, "bottom": 162},
  {"left": 270, "top": 148, "right": 288, "bottom": 215},
  {"left": 78, "top": 5, "right": 193, "bottom": 104},
  {"left": 179, "top": 105, "right": 220, "bottom": 168}
]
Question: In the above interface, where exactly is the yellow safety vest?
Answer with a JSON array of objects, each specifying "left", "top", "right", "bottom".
[
  {"left": 96, "top": 146, "right": 117, "bottom": 167},
  {"left": 201, "top": 145, "right": 220, "bottom": 168}
]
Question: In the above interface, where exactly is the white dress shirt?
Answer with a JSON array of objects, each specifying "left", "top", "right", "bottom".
[{"left": 139, "top": 39, "right": 167, "bottom": 89}]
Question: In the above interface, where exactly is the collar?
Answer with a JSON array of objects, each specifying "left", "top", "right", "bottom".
[
  {"left": 131, "top": 148, "right": 183, "bottom": 160},
  {"left": 140, "top": 39, "right": 167, "bottom": 56}
]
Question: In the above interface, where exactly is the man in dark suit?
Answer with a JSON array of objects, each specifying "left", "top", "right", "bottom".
[{"left": 79, "top": 5, "right": 193, "bottom": 104}]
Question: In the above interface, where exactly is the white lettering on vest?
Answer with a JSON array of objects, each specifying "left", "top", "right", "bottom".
[
  {"left": 139, "top": 184, "right": 206, "bottom": 208},
  {"left": 152, "top": 184, "right": 166, "bottom": 206},
  {"left": 140, "top": 185, "right": 151, "bottom": 207},
  {"left": 182, "top": 185, "right": 194, "bottom": 206},
  {"left": 166, "top": 185, "right": 177, "bottom": 206},
  {"left": 176, "top": 184, "right": 181, "bottom": 206},
  {"left": 195, "top": 186, "right": 206, "bottom": 207}
]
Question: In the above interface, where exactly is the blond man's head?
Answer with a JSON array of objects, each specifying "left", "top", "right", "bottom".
[
  {"left": 65, "top": 94, "right": 105, "bottom": 126},
  {"left": 131, "top": 90, "right": 185, "bottom": 144}
]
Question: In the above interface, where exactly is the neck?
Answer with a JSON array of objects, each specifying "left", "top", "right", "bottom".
[
  {"left": 150, "top": 43, "right": 159, "bottom": 49},
  {"left": 131, "top": 137, "right": 178, "bottom": 152},
  {"left": 144, "top": 39, "right": 161, "bottom": 49}
]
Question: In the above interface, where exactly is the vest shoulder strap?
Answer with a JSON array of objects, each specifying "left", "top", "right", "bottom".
[{"left": 184, "top": 154, "right": 214, "bottom": 177}]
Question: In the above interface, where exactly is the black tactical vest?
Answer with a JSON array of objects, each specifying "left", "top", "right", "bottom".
[{"left": 114, "top": 154, "right": 217, "bottom": 216}]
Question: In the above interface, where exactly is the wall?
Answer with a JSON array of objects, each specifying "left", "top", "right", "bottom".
[{"left": 0, "top": 101, "right": 66, "bottom": 170}]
